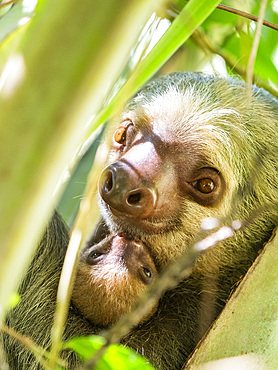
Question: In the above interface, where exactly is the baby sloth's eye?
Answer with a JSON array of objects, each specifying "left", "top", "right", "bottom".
[
  {"left": 86, "top": 250, "right": 103, "bottom": 265},
  {"left": 139, "top": 266, "right": 154, "bottom": 285},
  {"left": 193, "top": 178, "right": 215, "bottom": 193},
  {"left": 143, "top": 267, "right": 152, "bottom": 278}
]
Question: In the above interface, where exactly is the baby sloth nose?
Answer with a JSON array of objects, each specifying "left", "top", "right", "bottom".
[{"left": 99, "top": 163, "right": 156, "bottom": 217}]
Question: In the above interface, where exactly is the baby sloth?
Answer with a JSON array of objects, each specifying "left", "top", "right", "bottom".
[{"left": 72, "top": 234, "right": 158, "bottom": 327}]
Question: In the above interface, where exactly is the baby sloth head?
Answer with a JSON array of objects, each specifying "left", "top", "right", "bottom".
[{"left": 72, "top": 234, "right": 158, "bottom": 327}]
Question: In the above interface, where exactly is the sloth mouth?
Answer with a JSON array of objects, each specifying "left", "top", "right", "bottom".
[{"left": 106, "top": 204, "right": 176, "bottom": 235}]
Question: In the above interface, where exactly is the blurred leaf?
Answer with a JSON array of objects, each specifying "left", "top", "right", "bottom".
[
  {"left": 254, "top": 44, "right": 278, "bottom": 85},
  {"left": 0, "top": 0, "right": 37, "bottom": 42},
  {"left": 203, "top": 7, "right": 238, "bottom": 26},
  {"left": 65, "top": 336, "right": 155, "bottom": 370},
  {"left": 187, "top": 232, "right": 278, "bottom": 368}
]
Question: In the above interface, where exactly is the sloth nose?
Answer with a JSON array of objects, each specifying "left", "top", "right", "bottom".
[{"left": 99, "top": 163, "right": 156, "bottom": 217}]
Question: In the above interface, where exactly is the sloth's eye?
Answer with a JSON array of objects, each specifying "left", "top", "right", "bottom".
[
  {"left": 143, "top": 267, "right": 152, "bottom": 278},
  {"left": 114, "top": 126, "right": 126, "bottom": 144},
  {"left": 86, "top": 250, "right": 103, "bottom": 265},
  {"left": 194, "top": 178, "right": 215, "bottom": 193},
  {"left": 113, "top": 120, "right": 134, "bottom": 146}
]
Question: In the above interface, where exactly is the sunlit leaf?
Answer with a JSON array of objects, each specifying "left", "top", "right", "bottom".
[{"left": 64, "top": 335, "right": 155, "bottom": 370}]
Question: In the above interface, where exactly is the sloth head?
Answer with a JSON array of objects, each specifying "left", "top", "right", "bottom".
[
  {"left": 98, "top": 72, "right": 278, "bottom": 266},
  {"left": 72, "top": 234, "right": 158, "bottom": 326}
]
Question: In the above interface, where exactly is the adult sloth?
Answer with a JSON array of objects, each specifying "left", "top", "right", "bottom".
[{"left": 3, "top": 72, "right": 278, "bottom": 370}]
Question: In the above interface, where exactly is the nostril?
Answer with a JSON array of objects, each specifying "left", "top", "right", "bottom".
[
  {"left": 103, "top": 169, "right": 113, "bottom": 194},
  {"left": 125, "top": 188, "right": 155, "bottom": 217},
  {"left": 127, "top": 192, "right": 141, "bottom": 205}
]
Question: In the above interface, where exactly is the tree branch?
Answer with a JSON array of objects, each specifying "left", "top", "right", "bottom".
[{"left": 184, "top": 0, "right": 278, "bottom": 31}]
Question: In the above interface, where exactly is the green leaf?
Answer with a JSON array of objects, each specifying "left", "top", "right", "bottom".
[
  {"left": 254, "top": 45, "right": 278, "bottom": 86},
  {"left": 64, "top": 335, "right": 155, "bottom": 370}
]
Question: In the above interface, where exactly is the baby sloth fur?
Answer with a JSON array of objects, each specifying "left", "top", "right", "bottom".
[
  {"left": 72, "top": 233, "right": 158, "bottom": 326},
  {"left": 2, "top": 72, "right": 278, "bottom": 370}
]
